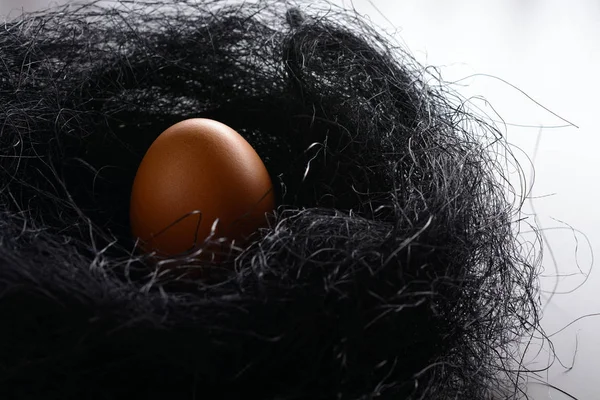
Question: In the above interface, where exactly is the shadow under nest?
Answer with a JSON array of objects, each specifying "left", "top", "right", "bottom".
[{"left": 0, "top": 1, "right": 540, "bottom": 399}]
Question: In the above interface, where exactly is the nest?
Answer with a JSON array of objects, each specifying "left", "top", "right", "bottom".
[{"left": 0, "top": 1, "right": 540, "bottom": 399}]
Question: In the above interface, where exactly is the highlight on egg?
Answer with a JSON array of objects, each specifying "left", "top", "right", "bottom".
[{"left": 129, "top": 118, "right": 276, "bottom": 259}]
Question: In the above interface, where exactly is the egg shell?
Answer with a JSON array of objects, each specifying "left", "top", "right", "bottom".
[{"left": 130, "top": 118, "right": 275, "bottom": 258}]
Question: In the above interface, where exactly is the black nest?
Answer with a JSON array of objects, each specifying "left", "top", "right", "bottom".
[{"left": 0, "top": 1, "right": 541, "bottom": 399}]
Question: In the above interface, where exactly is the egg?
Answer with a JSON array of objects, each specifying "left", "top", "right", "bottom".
[{"left": 130, "top": 118, "right": 275, "bottom": 259}]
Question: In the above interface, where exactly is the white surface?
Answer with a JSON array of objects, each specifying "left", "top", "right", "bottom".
[
  {"left": 0, "top": 0, "right": 64, "bottom": 17},
  {"left": 336, "top": 2, "right": 599, "bottom": 399},
  {"left": 2, "top": 1, "right": 598, "bottom": 398}
]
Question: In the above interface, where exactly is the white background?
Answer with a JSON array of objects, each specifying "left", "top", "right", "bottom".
[
  {"left": 2, "top": 1, "right": 599, "bottom": 398},
  {"left": 332, "top": 2, "right": 600, "bottom": 399}
]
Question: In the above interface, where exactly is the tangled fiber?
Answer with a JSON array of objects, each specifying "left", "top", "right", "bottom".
[{"left": 0, "top": 1, "right": 541, "bottom": 399}]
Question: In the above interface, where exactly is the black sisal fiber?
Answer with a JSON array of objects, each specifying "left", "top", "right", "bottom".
[{"left": 0, "top": 1, "right": 540, "bottom": 399}]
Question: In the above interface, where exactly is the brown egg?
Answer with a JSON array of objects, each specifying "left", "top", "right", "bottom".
[{"left": 130, "top": 118, "right": 275, "bottom": 259}]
